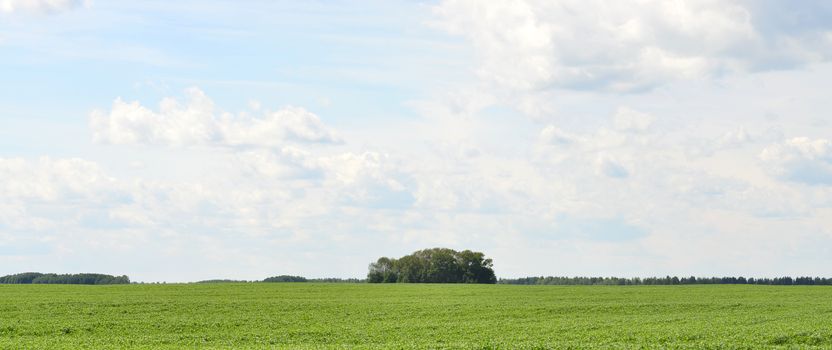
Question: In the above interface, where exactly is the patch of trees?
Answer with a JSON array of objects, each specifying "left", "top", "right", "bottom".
[
  {"left": 261, "top": 275, "right": 363, "bottom": 283},
  {"left": 309, "top": 278, "right": 363, "bottom": 283},
  {"left": 192, "top": 277, "right": 363, "bottom": 283},
  {"left": 263, "top": 275, "right": 308, "bottom": 282},
  {"left": 368, "top": 248, "right": 497, "bottom": 284},
  {"left": 0, "top": 272, "right": 130, "bottom": 285},
  {"left": 195, "top": 279, "right": 251, "bottom": 283},
  {"left": 499, "top": 276, "right": 832, "bottom": 286}
]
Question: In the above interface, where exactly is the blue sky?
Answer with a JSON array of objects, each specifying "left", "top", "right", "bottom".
[{"left": 2, "top": 0, "right": 832, "bottom": 282}]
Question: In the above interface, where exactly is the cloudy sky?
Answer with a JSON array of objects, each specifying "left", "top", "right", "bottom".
[{"left": 2, "top": 0, "right": 832, "bottom": 282}]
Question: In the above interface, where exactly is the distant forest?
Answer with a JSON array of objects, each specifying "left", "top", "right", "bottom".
[
  {"left": 261, "top": 276, "right": 362, "bottom": 283},
  {"left": 3, "top": 264, "right": 831, "bottom": 286},
  {"left": 0, "top": 273, "right": 130, "bottom": 285},
  {"left": 500, "top": 276, "right": 832, "bottom": 286},
  {"left": 194, "top": 276, "right": 363, "bottom": 283}
]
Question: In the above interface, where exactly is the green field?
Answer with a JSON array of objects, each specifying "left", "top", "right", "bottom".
[{"left": 1, "top": 283, "right": 831, "bottom": 349}]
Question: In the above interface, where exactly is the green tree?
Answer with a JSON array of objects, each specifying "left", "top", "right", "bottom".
[
  {"left": 457, "top": 250, "right": 497, "bottom": 284},
  {"left": 367, "top": 257, "right": 398, "bottom": 283},
  {"left": 366, "top": 248, "right": 496, "bottom": 284}
]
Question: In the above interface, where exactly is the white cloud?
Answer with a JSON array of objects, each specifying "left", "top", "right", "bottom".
[
  {"left": 236, "top": 147, "right": 412, "bottom": 206},
  {"left": 319, "top": 152, "right": 414, "bottom": 208},
  {"left": 536, "top": 106, "right": 656, "bottom": 162},
  {"left": 10, "top": 59, "right": 832, "bottom": 281},
  {"left": 90, "top": 87, "right": 341, "bottom": 147},
  {"left": 0, "top": 157, "right": 123, "bottom": 233},
  {"left": 8, "top": 106, "right": 832, "bottom": 279},
  {"left": 539, "top": 125, "right": 580, "bottom": 145},
  {"left": 0, "top": 0, "right": 88, "bottom": 14},
  {"left": 760, "top": 137, "right": 832, "bottom": 185},
  {"left": 595, "top": 155, "right": 630, "bottom": 179},
  {"left": 433, "top": 0, "right": 832, "bottom": 92},
  {"left": 718, "top": 127, "right": 753, "bottom": 148},
  {"left": 0, "top": 157, "right": 114, "bottom": 201},
  {"left": 613, "top": 107, "right": 655, "bottom": 133},
  {"left": 236, "top": 147, "right": 323, "bottom": 180},
  {"left": 0, "top": 150, "right": 419, "bottom": 280}
]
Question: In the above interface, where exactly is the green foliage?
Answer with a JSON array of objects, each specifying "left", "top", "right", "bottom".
[
  {"left": 307, "top": 278, "right": 363, "bottom": 283},
  {"left": 0, "top": 272, "right": 129, "bottom": 285},
  {"left": 368, "top": 248, "right": 497, "bottom": 284},
  {"left": 0, "top": 284, "right": 831, "bottom": 348},
  {"left": 196, "top": 277, "right": 363, "bottom": 284},
  {"left": 0, "top": 272, "right": 44, "bottom": 284},
  {"left": 500, "top": 276, "right": 832, "bottom": 285},
  {"left": 262, "top": 275, "right": 308, "bottom": 282},
  {"left": 194, "top": 279, "right": 251, "bottom": 284}
]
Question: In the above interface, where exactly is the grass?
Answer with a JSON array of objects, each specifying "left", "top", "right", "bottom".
[{"left": 1, "top": 283, "right": 831, "bottom": 349}]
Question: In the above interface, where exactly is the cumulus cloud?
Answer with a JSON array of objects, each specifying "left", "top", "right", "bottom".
[
  {"left": 236, "top": 147, "right": 412, "bottom": 208},
  {"left": 538, "top": 125, "right": 581, "bottom": 145},
  {"left": 4, "top": 123, "right": 832, "bottom": 279},
  {"left": 0, "top": 0, "right": 88, "bottom": 14},
  {"left": 595, "top": 155, "right": 630, "bottom": 179},
  {"left": 718, "top": 127, "right": 753, "bottom": 148},
  {"left": 0, "top": 150, "right": 420, "bottom": 278},
  {"left": 237, "top": 147, "right": 324, "bottom": 180},
  {"left": 537, "top": 106, "right": 656, "bottom": 156},
  {"left": 433, "top": 0, "right": 832, "bottom": 92},
  {"left": 90, "top": 87, "right": 341, "bottom": 147},
  {"left": 613, "top": 107, "right": 655, "bottom": 133},
  {"left": 0, "top": 157, "right": 115, "bottom": 201},
  {"left": 533, "top": 107, "right": 658, "bottom": 182},
  {"left": 318, "top": 152, "right": 414, "bottom": 208},
  {"left": 760, "top": 137, "right": 832, "bottom": 185},
  {"left": 0, "top": 157, "right": 123, "bottom": 232}
]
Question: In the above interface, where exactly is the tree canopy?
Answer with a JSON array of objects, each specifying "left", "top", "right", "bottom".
[
  {"left": 0, "top": 272, "right": 130, "bottom": 285},
  {"left": 368, "top": 248, "right": 496, "bottom": 284},
  {"left": 499, "top": 276, "right": 832, "bottom": 286},
  {"left": 263, "top": 275, "right": 308, "bottom": 283}
]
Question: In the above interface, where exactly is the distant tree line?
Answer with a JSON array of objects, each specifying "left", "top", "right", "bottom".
[
  {"left": 263, "top": 275, "right": 308, "bottom": 282},
  {"left": 0, "top": 272, "right": 130, "bottom": 285},
  {"left": 368, "top": 248, "right": 497, "bottom": 284},
  {"left": 261, "top": 275, "right": 363, "bottom": 283},
  {"left": 308, "top": 278, "right": 363, "bottom": 283},
  {"left": 10, "top": 272, "right": 826, "bottom": 286},
  {"left": 194, "top": 276, "right": 364, "bottom": 283},
  {"left": 195, "top": 279, "right": 251, "bottom": 284},
  {"left": 499, "top": 276, "right": 832, "bottom": 286}
]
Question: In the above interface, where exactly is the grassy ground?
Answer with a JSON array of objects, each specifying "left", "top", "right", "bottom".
[{"left": 0, "top": 283, "right": 831, "bottom": 349}]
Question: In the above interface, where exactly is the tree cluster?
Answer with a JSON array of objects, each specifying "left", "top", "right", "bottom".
[
  {"left": 195, "top": 279, "right": 251, "bottom": 284},
  {"left": 262, "top": 275, "right": 308, "bottom": 282},
  {"left": 368, "top": 248, "right": 497, "bottom": 284},
  {"left": 499, "top": 276, "right": 832, "bottom": 286},
  {"left": 0, "top": 272, "right": 130, "bottom": 285},
  {"left": 195, "top": 277, "right": 364, "bottom": 283},
  {"left": 308, "top": 278, "right": 363, "bottom": 283}
]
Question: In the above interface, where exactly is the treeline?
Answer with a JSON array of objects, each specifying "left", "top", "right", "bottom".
[
  {"left": 263, "top": 275, "right": 307, "bottom": 282},
  {"left": 261, "top": 275, "right": 363, "bottom": 283},
  {"left": 195, "top": 279, "right": 249, "bottom": 284},
  {"left": 368, "top": 248, "right": 497, "bottom": 284},
  {"left": 499, "top": 276, "right": 832, "bottom": 286},
  {"left": 195, "top": 276, "right": 364, "bottom": 283},
  {"left": 0, "top": 272, "right": 130, "bottom": 285},
  {"left": 261, "top": 275, "right": 362, "bottom": 283},
  {"left": 308, "top": 278, "right": 363, "bottom": 283}
]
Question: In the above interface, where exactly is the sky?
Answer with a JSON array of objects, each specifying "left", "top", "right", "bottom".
[{"left": 2, "top": 0, "right": 832, "bottom": 282}]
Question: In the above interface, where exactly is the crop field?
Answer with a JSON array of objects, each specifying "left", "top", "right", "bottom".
[{"left": 1, "top": 283, "right": 831, "bottom": 349}]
